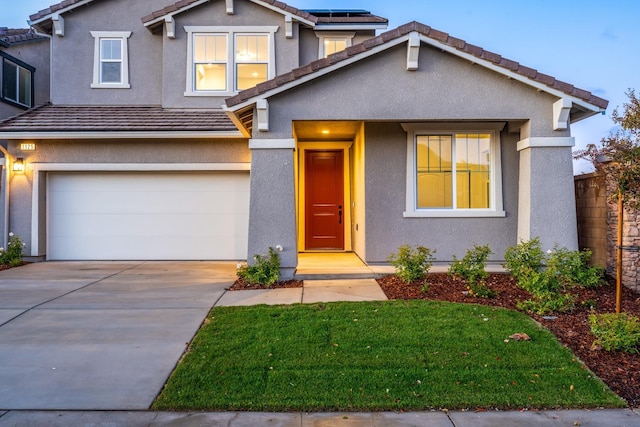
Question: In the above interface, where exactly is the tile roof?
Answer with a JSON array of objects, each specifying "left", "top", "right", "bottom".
[
  {"left": 0, "top": 104, "right": 238, "bottom": 133},
  {"left": 29, "top": 0, "right": 90, "bottom": 22},
  {"left": 141, "top": 0, "right": 317, "bottom": 26},
  {"left": 226, "top": 21, "right": 608, "bottom": 110},
  {"left": 0, "top": 28, "right": 47, "bottom": 45}
]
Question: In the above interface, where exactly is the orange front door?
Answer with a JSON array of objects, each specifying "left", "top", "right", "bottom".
[{"left": 305, "top": 150, "right": 344, "bottom": 250}]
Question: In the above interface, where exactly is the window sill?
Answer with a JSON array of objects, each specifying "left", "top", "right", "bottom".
[
  {"left": 91, "top": 83, "right": 131, "bottom": 89},
  {"left": 184, "top": 91, "right": 235, "bottom": 97},
  {"left": 403, "top": 210, "right": 506, "bottom": 218}
]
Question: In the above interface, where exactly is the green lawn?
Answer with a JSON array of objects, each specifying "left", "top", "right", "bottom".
[{"left": 153, "top": 300, "right": 624, "bottom": 411}]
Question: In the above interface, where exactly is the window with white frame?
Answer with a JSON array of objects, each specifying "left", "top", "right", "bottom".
[
  {"left": 315, "top": 32, "right": 354, "bottom": 58},
  {"left": 90, "top": 31, "right": 131, "bottom": 88},
  {"left": 185, "top": 26, "right": 277, "bottom": 96},
  {"left": 402, "top": 123, "right": 505, "bottom": 217},
  {"left": 1, "top": 52, "right": 33, "bottom": 108}
]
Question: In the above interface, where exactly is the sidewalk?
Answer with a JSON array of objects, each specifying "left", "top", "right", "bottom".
[{"left": 2, "top": 408, "right": 640, "bottom": 426}]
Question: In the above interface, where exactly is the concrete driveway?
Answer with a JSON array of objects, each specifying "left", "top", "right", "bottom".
[{"left": 0, "top": 261, "right": 235, "bottom": 410}]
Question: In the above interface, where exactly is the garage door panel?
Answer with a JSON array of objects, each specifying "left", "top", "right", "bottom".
[
  {"left": 48, "top": 235, "right": 246, "bottom": 260},
  {"left": 49, "top": 213, "right": 250, "bottom": 238},
  {"left": 47, "top": 172, "right": 250, "bottom": 260},
  {"left": 49, "top": 191, "right": 250, "bottom": 216}
]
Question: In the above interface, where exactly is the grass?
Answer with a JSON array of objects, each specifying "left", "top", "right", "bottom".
[{"left": 153, "top": 300, "right": 624, "bottom": 411}]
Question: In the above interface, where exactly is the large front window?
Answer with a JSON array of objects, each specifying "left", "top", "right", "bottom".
[
  {"left": 186, "top": 26, "right": 277, "bottom": 96},
  {"left": 416, "top": 133, "right": 491, "bottom": 209},
  {"left": 403, "top": 123, "right": 505, "bottom": 217},
  {"left": 1, "top": 54, "right": 33, "bottom": 108}
]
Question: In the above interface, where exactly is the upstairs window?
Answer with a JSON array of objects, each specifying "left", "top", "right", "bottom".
[
  {"left": 402, "top": 123, "right": 505, "bottom": 218},
  {"left": 1, "top": 53, "right": 33, "bottom": 108},
  {"left": 235, "top": 34, "right": 268, "bottom": 91},
  {"left": 194, "top": 34, "right": 228, "bottom": 91},
  {"left": 185, "top": 26, "right": 277, "bottom": 97},
  {"left": 315, "top": 32, "right": 354, "bottom": 58},
  {"left": 90, "top": 31, "right": 131, "bottom": 88}
]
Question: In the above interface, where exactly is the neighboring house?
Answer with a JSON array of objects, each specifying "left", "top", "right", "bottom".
[
  {"left": 0, "top": 0, "right": 607, "bottom": 279},
  {"left": 0, "top": 28, "right": 50, "bottom": 117}
]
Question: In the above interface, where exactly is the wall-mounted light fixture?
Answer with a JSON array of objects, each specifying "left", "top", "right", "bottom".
[{"left": 12, "top": 158, "right": 24, "bottom": 173}]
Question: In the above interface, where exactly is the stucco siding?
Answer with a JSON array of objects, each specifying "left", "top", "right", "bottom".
[
  {"left": 49, "top": 0, "right": 166, "bottom": 105},
  {"left": 266, "top": 43, "right": 567, "bottom": 139},
  {"left": 363, "top": 122, "right": 519, "bottom": 263},
  {"left": 161, "top": 0, "right": 300, "bottom": 109},
  {"left": 247, "top": 148, "right": 297, "bottom": 278}
]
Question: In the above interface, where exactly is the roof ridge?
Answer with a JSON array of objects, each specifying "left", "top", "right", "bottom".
[
  {"left": 226, "top": 20, "right": 608, "bottom": 110},
  {"left": 141, "top": 0, "right": 318, "bottom": 25}
]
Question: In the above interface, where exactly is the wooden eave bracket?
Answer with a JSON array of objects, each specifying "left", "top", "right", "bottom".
[
  {"left": 226, "top": 0, "right": 234, "bottom": 14},
  {"left": 553, "top": 98, "right": 572, "bottom": 130},
  {"left": 285, "top": 15, "right": 293, "bottom": 38},
  {"left": 52, "top": 14, "right": 64, "bottom": 37},
  {"left": 257, "top": 99, "right": 269, "bottom": 132},
  {"left": 165, "top": 16, "right": 176, "bottom": 39},
  {"left": 407, "top": 32, "right": 420, "bottom": 70}
]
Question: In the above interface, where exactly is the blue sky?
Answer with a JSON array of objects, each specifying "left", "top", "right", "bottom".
[{"left": 5, "top": 0, "right": 639, "bottom": 173}]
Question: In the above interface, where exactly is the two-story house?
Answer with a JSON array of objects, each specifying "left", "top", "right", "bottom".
[{"left": 0, "top": 0, "right": 607, "bottom": 279}]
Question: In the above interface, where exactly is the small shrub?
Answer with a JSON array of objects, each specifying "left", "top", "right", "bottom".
[
  {"left": 0, "top": 232, "right": 25, "bottom": 267},
  {"left": 517, "top": 292, "right": 575, "bottom": 315},
  {"left": 505, "top": 238, "right": 604, "bottom": 315},
  {"left": 420, "top": 283, "right": 430, "bottom": 294},
  {"left": 388, "top": 244, "right": 435, "bottom": 283},
  {"left": 467, "top": 282, "right": 497, "bottom": 299},
  {"left": 504, "top": 237, "right": 545, "bottom": 280},
  {"left": 589, "top": 313, "right": 640, "bottom": 353},
  {"left": 448, "top": 244, "right": 492, "bottom": 286},
  {"left": 546, "top": 246, "right": 604, "bottom": 289},
  {"left": 237, "top": 247, "right": 281, "bottom": 286}
]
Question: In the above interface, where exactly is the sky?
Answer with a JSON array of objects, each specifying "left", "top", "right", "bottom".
[{"left": 3, "top": 0, "right": 639, "bottom": 174}]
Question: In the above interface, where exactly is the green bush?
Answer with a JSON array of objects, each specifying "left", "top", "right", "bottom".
[
  {"left": 448, "top": 244, "right": 492, "bottom": 286},
  {"left": 388, "top": 244, "right": 435, "bottom": 283},
  {"left": 589, "top": 313, "right": 640, "bottom": 353},
  {"left": 503, "top": 237, "right": 545, "bottom": 280},
  {"left": 546, "top": 246, "right": 604, "bottom": 288},
  {"left": 237, "top": 247, "right": 281, "bottom": 286},
  {"left": 0, "top": 233, "right": 25, "bottom": 267},
  {"left": 504, "top": 239, "right": 604, "bottom": 315}
]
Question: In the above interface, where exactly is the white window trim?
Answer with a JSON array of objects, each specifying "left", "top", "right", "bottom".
[
  {"left": 402, "top": 122, "right": 505, "bottom": 218},
  {"left": 184, "top": 26, "right": 278, "bottom": 97},
  {"left": 315, "top": 31, "right": 355, "bottom": 59},
  {"left": 90, "top": 31, "right": 132, "bottom": 89}
]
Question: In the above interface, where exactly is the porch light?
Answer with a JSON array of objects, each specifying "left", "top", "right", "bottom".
[{"left": 12, "top": 158, "right": 24, "bottom": 173}]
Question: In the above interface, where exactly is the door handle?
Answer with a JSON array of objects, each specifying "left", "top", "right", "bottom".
[{"left": 338, "top": 205, "right": 342, "bottom": 224}]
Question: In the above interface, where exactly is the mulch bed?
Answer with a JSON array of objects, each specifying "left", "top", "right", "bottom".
[
  {"left": 377, "top": 273, "right": 640, "bottom": 407},
  {"left": 228, "top": 279, "right": 303, "bottom": 291}
]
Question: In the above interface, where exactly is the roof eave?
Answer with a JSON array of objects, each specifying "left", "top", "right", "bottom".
[
  {"left": 0, "top": 130, "right": 245, "bottom": 139},
  {"left": 28, "top": 0, "right": 95, "bottom": 27},
  {"left": 313, "top": 23, "right": 388, "bottom": 31}
]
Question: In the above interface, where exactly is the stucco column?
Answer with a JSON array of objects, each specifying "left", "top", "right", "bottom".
[
  {"left": 247, "top": 139, "right": 297, "bottom": 279},
  {"left": 517, "top": 137, "right": 578, "bottom": 251}
]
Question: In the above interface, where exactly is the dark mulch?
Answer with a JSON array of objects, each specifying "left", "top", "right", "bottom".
[
  {"left": 228, "top": 278, "right": 303, "bottom": 291},
  {"left": 377, "top": 273, "right": 640, "bottom": 407},
  {"left": 0, "top": 262, "right": 29, "bottom": 272}
]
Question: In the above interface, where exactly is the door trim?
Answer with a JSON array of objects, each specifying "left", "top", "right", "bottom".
[{"left": 297, "top": 142, "right": 353, "bottom": 252}]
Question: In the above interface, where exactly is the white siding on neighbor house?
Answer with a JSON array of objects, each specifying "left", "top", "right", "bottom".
[{"left": 47, "top": 172, "right": 249, "bottom": 260}]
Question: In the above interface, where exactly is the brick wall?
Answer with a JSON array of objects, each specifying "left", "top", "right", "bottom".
[{"left": 575, "top": 172, "right": 640, "bottom": 291}]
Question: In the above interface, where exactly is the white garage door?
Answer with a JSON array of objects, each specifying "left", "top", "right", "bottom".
[{"left": 47, "top": 172, "right": 250, "bottom": 260}]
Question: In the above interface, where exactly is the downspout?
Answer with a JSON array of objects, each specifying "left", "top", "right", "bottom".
[{"left": 0, "top": 145, "right": 11, "bottom": 250}]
